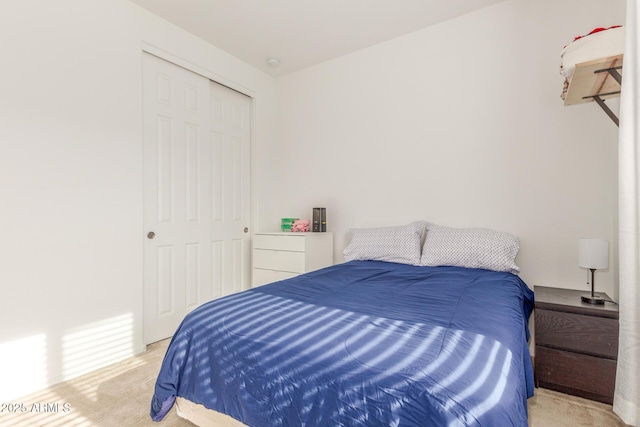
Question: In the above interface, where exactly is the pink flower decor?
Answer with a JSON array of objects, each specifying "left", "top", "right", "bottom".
[{"left": 291, "top": 219, "right": 311, "bottom": 232}]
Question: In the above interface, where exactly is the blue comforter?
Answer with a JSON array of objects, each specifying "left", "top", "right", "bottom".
[{"left": 151, "top": 261, "right": 534, "bottom": 426}]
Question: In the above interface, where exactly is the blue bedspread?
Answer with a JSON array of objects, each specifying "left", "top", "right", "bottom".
[{"left": 151, "top": 261, "right": 534, "bottom": 426}]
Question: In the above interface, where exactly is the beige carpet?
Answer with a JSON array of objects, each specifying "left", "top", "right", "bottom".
[{"left": 0, "top": 339, "right": 629, "bottom": 427}]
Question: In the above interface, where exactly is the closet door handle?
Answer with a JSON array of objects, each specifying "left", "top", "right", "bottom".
[{"left": 147, "top": 231, "right": 156, "bottom": 239}]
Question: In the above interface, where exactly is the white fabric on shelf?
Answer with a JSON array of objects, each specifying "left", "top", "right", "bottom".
[
  {"left": 560, "top": 26, "right": 625, "bottom": 78},
  {"left": 613, "top": 2, "right": 640, "bottom": 426}
]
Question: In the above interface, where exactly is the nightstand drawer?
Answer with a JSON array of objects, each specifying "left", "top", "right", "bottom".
[
  {"left": 536, "top": 346, "right": 616, "bottom": 404},
  {"left": 253, "top": 249, "right": 305, "bottom": 273},
  {"left": 536, "top": 309, "right": 618, "bottom": 359},
  {"left": 254, "top": 234, "right": 306, "bottom": 252}
]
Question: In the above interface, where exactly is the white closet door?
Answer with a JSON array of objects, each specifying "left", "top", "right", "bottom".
[
  {"left": 209, "top": 80, "right": 252, "bottom": 298},
  {"left": 142, "top": 53, "right": 251, "bottom": 344}
]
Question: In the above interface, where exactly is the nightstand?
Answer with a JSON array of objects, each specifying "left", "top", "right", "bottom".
[
  {"left": 252, "top": 232, "right": 333, "bottom": 287},
  {"left": 534, "top": 286, "right": 619, "bottom": 404}
]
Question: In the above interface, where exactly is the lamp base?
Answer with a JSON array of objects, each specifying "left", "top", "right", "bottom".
[{"left": 581, "top": 294, "right": 605, "bottom": 305}]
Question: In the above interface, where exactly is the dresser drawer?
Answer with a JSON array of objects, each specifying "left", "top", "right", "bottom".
[
  {"left": 536, "top": 346, "right": 616, "bottom": 404},
  {"left": 253, "top": 249, "right": 305, "bottom": 273},
  {"left": 253, "top": 234, "right": 306, "bottom": 252},
  {"left": 252, "top": 269, "right": 298, "bottom": 287},
  {"left": 535, "top": 309, "right": 618, "bottom": 359},
  {"left": 251, "top": 232, "right": 333, "bottom": 288}
]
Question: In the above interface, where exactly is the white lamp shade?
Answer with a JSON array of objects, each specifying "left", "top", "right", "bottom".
[{"left": 578, "top": 238, "right": 609, "bottom": 269}]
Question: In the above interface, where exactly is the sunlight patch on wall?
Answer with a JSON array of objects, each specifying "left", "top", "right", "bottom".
[
  {"left": 62, "top": 313, "right": 134, "bottom": 382},
  {"left": 0, "top": 334, "right": 47, "bottom": 401}
]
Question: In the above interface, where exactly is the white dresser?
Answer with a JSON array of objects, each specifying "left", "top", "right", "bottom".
[{"left": 252, "top": 232, "right": 334, "bottom": 287}]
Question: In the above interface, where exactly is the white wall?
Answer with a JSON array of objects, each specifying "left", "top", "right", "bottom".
[
  {"left": 0, "top": 0, "right": 277, "bottom": 401},
  {"left": 273, "top": 0, "right": 624, "bottom": 299}
]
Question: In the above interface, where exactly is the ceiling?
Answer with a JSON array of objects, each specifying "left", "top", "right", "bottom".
[{"left": 130, "top": 0, "right": 506, "bottom": 77}]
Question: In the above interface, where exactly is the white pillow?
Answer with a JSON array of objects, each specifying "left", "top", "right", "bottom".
[
  {"left": 420, "top": 223, "right": 520, "bottom": 274},
  {"left": 343, "top": 221, "right": 426, "bottom": 265}
]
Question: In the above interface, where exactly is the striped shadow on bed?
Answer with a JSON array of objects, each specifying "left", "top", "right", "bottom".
[{"left": 151, "top": 260, "right": 534, "bottom": 427}]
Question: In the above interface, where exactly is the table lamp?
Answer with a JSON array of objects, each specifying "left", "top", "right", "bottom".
[{"left": 578, "top": 238, "right": 609, "bottom": 304}]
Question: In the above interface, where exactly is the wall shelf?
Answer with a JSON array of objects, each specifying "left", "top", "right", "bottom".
[{"left": 563, "top": 54, "right": 623, "bottom": 126}]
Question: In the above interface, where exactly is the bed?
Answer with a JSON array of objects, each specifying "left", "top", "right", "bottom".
[{"left": 150, "top": 222, "right": 535, "bottom": 426}]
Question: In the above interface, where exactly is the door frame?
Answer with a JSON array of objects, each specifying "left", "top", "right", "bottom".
[{"left": 140, "top": 43, "right": 257, "bottom": 340}]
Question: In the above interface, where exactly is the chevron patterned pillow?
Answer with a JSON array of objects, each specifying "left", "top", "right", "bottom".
[
  {"left": 420, "top": 223, "right": 520, "bottom": 274},
  {"left": 343, "top": 221, "right": 426, "bottom": 265}
]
